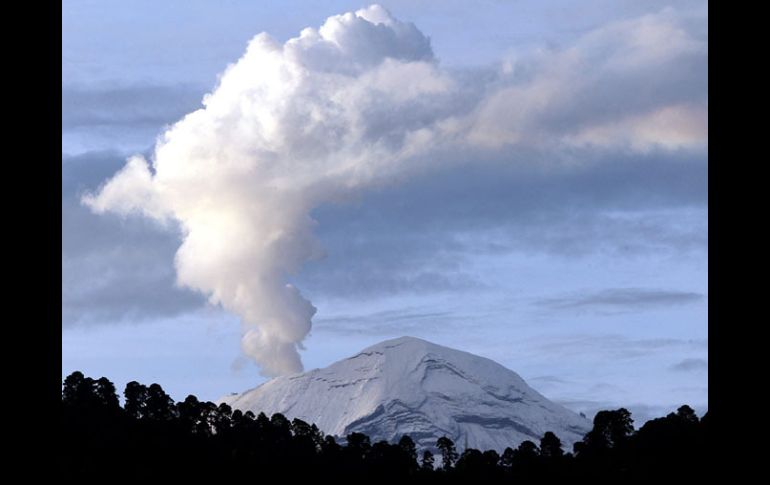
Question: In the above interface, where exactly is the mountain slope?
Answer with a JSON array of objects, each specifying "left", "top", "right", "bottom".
[{"left": 221, "top": 336, "right": 591, "bottom": 452}]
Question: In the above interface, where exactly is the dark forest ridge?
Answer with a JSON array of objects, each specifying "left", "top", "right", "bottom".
[{"left": 61, "top": 370, "right": 708, "bottom": 481}]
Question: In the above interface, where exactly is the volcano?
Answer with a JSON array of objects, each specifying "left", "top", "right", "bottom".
[{"left": 221, "top": 336, "right": 591, "bottom": 452}]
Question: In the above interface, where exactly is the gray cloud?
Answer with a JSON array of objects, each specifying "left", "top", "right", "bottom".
[
  {"left": 669, "top": 358, "right": 708, "bottom": 372},
  {"left": 62, "top": 83, "right": 206, "bottom": 130},
  {"left": 296, "top": 153, "right": 707, "bottom": 300},
  {"left": 62, "top": 83, "right": 208, "bottom": 154},
  {"left": 536, "top": 288, "right": 704, "bottom": 313},
  {"left": 63, "top": 249, "right": 205, "bottom": 325},
  {"left": 532, "top": 334, "right": 707, "bottom": 361},
  {"left": 314, "top": 307, "right": 463, "bottom": 337},
  {"left": 63, "top": 150, "right": 137, "bottom": 198},
  {"left": 64, "top": 145, "right": 707, "bottom": 324},
  {"left": 63, "top": 6, "right": 707, "bottom": 334},
  {"left": 63, "top": 151, "right": 207, "bottom": 326},
  {"left": 526, "top": 375, "right": 574, "bottom": 395},
  {"left": 313, "top": 151, "right": 708, "bottom": 235},
  {"left": 530, "top": 375, "right": 571, "bottom": 385}
]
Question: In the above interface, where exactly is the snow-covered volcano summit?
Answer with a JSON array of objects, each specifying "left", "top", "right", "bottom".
[{"left": 221, "top": 336, "right": 591, "bottom": 452}]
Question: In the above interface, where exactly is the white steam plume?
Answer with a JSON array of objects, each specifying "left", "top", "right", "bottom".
[{"left": 83, "top": 5, "right": 706, "bottom": 376}]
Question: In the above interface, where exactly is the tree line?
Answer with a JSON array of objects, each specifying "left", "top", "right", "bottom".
[{"left": 61, "top": 371, "right": 709, "bottom": 482}]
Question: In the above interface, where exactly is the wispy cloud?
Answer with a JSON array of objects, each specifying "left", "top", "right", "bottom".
[
  {"left": 669, "top": 358, "right": 708, "bottom": 372},
  {"left": 531, "top": 334, "right": 707, "bottom": 360},
  {"left": 536, "top": 288, "right": 704, "bottom": 314},
  {"left": 297, "top": 155, "right": 707, "bottom": 301},
  {"left": 63, "top": 151, "right": 206, "bottom": 327},
  {"left": 62, "top": 83, "right": 205, "bottom": 130},
  {"left": 314, "top": 307, "right": 463, "bottom": 337}
]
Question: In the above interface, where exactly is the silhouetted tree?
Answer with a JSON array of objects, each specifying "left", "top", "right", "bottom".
[
  {"left": 212, "top": 403, "right": 232, "bottom": 435},
  {"left": 367, "top": 440, "right": 405, "bottom": 477},
  {"left": 94, "top": 377, "right": 120, "bottom": 410},
  {"left": 675, "top": 404, "right": 698, "bottom": 423},
  {"left": 253, "top": 411, "right": 269, "bottom": 439},
  {"left": 500, "top": 447, "right": 515, "bottom": 470},
  {"left": 631, "top": 403, "right": 705, "bottom": 480},
  {"left": 123, "top": 381, "right": 148, "bottom": 419},
  {"left": 398, "top": 435, "right": 417, "bottom": 463},
  {"left": 62, "top": 371, "right": 99, "bottom": 408},
  {"left": 581, "top": 408, "right": 634, "bottom": 454},
  {"left": 229, "top": 409, "right": 244, "bottom": 429},
  {"left": 62, "top": 371, "right": 85, "bottom": 403},
  {"left": 540, "top": 431, "right": 564, "bottom": 459},
  {"left": 270, "top": 412, "right": 292, "bottom": 443},
  {"left": 515, "top": 440, "right": 539, "bottom": 459},
  {"left": 145, "top": 383, "right": 175, "bottom": 421},
  {"left": 436, "top": 436, "right": 458, "bottom": 470},
  {"left": 421, "top": 449, "right": 435, "bottom": 471},
  {"left": 61, "top": 371, "right": 710, "bottom": 481},
  {"left": 482, "top": 449, "right": 500, "bottom": 468},
  {"left": 456, "top": 448, "right": 483, "bottom": 471},
  {"left": 322, "top": 435, "right": 341, "bottom": 454},
  {"left": 177, "top": 394, "right": 206, "bottom": 434},
  {"left": 290, "top": 417, "right": 324, "bottom": 466},
  {"left": 292, "top": 418, "right": 324, "bottom": 450},
  {"left": 346, "top": 432, "right": 371, "bottom": 461},
  {"left": 509, "top": 440, "right": 540, "bottom": 479}
]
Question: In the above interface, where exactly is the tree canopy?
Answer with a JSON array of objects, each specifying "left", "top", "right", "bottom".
[{"left": 61, "top": 371, "right": 710, "bottom": 482}]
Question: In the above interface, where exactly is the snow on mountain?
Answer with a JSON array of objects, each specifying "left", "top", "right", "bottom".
[{"left": 220, "top": 336, "right": 591, "bottom": 452}]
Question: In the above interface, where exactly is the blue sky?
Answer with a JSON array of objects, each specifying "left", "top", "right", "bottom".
[{"left": 62, "top": 0, "right": 707, "bottom": 425}]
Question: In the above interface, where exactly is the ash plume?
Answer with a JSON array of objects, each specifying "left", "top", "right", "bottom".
[{"left": 83, "top": 5, "right": 706, "bottom": 376}]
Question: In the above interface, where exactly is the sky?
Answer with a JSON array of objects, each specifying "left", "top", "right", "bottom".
[{"left": 62, "top": 0, "right": 708, "bottom": 425}]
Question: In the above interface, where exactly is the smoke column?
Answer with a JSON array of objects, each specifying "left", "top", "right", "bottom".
[
  {"left": 83, "top": 5, "right": 706, "bottom": 376},
  {"left": 83, "top": 6, "right": 460, "bottom": 376}
]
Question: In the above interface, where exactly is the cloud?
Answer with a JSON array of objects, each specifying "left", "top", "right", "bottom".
[
  {"left": 669, "top": 358, "right": 708, "bottom": 372},
  {"left": 531, "top": 334, "right": 707, "bottom": 361},
  {"left": 464, "top": 8, "right": 707, "bottom": 152},
  {"left": 296, "top": 152, "right": 706, "bottom": 300},
  {"left": 62, "top": 83, "right": 208, "bottom": 154},
  {"left": 82, "top": 4, "right": 707, "bottom": 376},
  {"left": 314, "top": 307, "right": 463, "bottom": 337},
  {"left": 63, "top": 151, "right": 206, "bottom": 326},
  {"left": 63, "top": 150, "right": 131, "bottom": 197},
  {"left": 526, "top": 375, "right": 573, "bottom": 395},
  {"left": 62, "top": 244, "right": 206, "bottom": 325},
  {"left": 62, "top": 83, "right": 206, "bottom": 130},
  {"left": 62, "top": 197, "right": 207, "bottom": 326},
  {"left": 566, "top": 104, "right": 708, "bottom": 152},
  {"left": 536, "top": 288, "right": 704, "bottom": 313}
]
